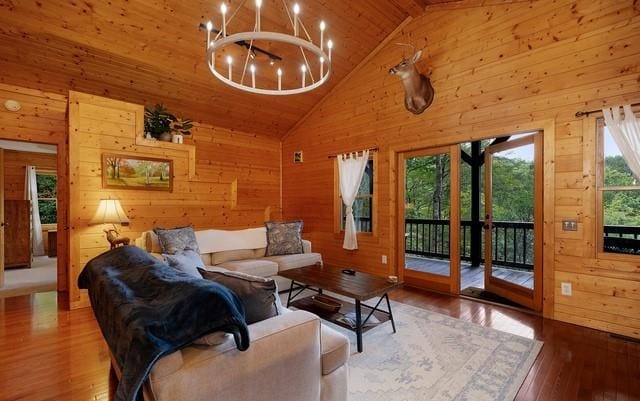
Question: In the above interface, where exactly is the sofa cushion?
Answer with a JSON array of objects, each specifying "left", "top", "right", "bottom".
[
  {"left": 198, "top": 269, "right": 279, "bottom": 325},
  {"left": 265, "top": 221, "right": 304, "bottom": 256},
  {"left": 264, "top": 252, "right": 322, "bottom": 272},
  {"left": 210, "top": 248, "right": 264, "bottom": 265},
  {"left": 216, "top": 259, "right": 279, "bottom": 277},
  {"left": 154, "top": 225, "right": 200, "bottom": 254},
  {"left": 320, "top": 324, "right": 350, "bottom": 375}
]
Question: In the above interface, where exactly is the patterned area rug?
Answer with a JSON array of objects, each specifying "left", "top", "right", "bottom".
[{"left": 330, "top": 302, "right": 542, "bottom": 401}]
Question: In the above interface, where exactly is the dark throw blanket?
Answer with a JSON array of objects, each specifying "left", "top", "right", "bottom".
[{"left": 78, "top": 246, "right": 250, "bottom": 401}]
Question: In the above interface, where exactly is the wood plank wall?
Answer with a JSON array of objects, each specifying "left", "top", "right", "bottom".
[
  {"left": 282, "top": 0, "right": 640, "bottom": 338},
  {"left": 0, "top": 84, "right": 69, "bottom": 292},
  {"left": 4, "top": 150, "right": 57, "bottom": 200},
  {"left": 68, "top": 92, "right": 281, "bottom": 308}
]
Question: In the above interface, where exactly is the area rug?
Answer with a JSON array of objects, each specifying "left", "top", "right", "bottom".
[{"left": 328, "top": 302, "right": 542, "bottom": 401}]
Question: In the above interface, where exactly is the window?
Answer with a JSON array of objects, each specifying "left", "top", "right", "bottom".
[
  {"left": 36, "top": 172, "right": 57, "bottom": 225},
  {"left": 336, "top": 158, "right": 374, "bottom": 233},
  {"left": 598, "top": 119, "right": 640, "bottom": 256}
]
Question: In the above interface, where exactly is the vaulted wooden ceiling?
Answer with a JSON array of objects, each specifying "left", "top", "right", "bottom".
[{"left": 0, "top": 0, "right": 456, "bottom": 137}]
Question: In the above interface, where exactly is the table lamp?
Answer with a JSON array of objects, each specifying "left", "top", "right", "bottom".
[{"left": 89, "top": 199, "right": 131, "bottom": 249}]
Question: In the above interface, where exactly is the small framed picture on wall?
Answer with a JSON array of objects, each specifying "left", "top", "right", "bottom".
[
  {"left": 294, "top": 151, "right": 303, "bottom": 163},
  {"left": 102, "top": 153, "right": 173, "bottom": 192}
]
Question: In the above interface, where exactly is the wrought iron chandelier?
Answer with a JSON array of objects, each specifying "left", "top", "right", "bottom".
[{"left": 204, "top": 0, "right": 333, "bottom": 95}]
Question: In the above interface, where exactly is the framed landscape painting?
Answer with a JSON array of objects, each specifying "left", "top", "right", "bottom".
[{"left": 102, "top": 153, "right": 173, "bottom": 192}]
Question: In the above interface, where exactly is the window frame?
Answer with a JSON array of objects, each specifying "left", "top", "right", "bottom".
[
  {"left": 595, "top": 118, "right": 640, "bottom": 260},
  {"left": 333, "top": 153, "right": 377, "bottom": 237},
  {"left": 35, "top": 169, "right": 58, "bottom": 228}
]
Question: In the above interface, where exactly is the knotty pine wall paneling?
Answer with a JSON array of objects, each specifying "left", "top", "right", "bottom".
[
  {"left": 0, "top": 84, "right": 70, "bottom": 295},
  {"left": 68, "top": 92, "right": 281, "bottom": 309},
  {"left": 282, "top": 0, "right": 640, "bottom": 338}
]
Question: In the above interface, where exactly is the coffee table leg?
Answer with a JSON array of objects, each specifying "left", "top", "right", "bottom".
[
  {"left": 286, "top": 280, "right": 295, "bottom": 308},
  {"left": 355, "top": 299, "right": 363, "bottom": 353},
  {"left": 384, "top": 293, "right": 396, "bottom": 333}
]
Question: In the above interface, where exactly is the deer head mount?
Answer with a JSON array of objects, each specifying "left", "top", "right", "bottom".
[{"left": 389, "top": 44, "right": 434, "bottom": 115}]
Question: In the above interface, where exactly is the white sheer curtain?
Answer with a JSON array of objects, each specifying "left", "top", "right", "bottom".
[
  {"left": 337, "top": 150, "right": 369, "bottom": 250},
  {"left": 602, "top": 105, "right": 640, "bottom": 180},
  {"left": 25, "top": 165, "right": 45, "bottom": 256}
]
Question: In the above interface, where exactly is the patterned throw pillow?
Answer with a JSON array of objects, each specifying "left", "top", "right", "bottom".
[
  {"left": 265, "top": 220, "right": 304, "bottom": 256},
  {"left": 154, "top": 225, "right": 201, "bottom": 255}
]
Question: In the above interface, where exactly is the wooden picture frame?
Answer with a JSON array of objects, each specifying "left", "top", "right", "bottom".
[{"left": 102, "top": 153, "right": 173, "bottom": 192}]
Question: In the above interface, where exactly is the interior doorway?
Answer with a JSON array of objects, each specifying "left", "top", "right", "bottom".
[{"left": 0, "top": 140, "right": 59, "bottom": 298}]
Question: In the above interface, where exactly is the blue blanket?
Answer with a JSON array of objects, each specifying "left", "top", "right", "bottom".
[{"left": 78, "top": 246, "right": 250, "bottom": 401}]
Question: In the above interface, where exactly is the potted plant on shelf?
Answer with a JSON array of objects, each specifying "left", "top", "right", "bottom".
[{"left": 144, "top": 104, "right": 193, "bottom": 143}]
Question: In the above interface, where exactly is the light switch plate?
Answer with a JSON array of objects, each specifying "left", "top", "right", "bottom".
[
  {"left": 562, "top": 219, "right": 578, "bottom": 231},
  {"left": 561, "top": 282, "right": 572, "bottom": 296},
  {"left": 381, "top": 255, "right": 388, "bottom": 264}
]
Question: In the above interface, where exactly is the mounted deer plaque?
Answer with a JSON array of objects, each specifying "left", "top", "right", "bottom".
[{"left": 389, "top": 45, "right": 434, "bottom": 115}]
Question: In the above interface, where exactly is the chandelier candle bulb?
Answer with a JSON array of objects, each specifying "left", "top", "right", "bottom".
[
  {"left": 206, "top": 21, "right": 213, "bottom": 45},
  {"left": 320, "top": 21, "right": 325, "bottom": 51},
  {"left": 220, "top": 3, "right": 227, "bottom": 37},
  {"left": 255, "top": 0, "right": 262, "bottom": 31},
  {"left": 327, "top": 39, "right": 333, "bottom": 60},
  {"left": 301, "top": 64, "right": 307, "bottom": 87},
  {"left": 226, "top": 55, "right": 232, "bottom": 80},
  {"left": 277, "top": 68, "right": 283, "bottom": 90},
  {"left": 293, "top": 4, "right": 300, "bottom": 36},
  {"left": 250, "top": 64, "right": 256, "bottom": 88}
]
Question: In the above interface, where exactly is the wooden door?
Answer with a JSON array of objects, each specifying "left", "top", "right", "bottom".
[
  {"left": 483, "top": 133, "right": 543, "bottom": 310},
  {"left": 397, "top": 145, "right": 461, "bottom": 294},
  {"left": 0, "top": 148, "right": 4, "bottom": 286}
]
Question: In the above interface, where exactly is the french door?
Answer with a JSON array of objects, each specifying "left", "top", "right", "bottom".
[
  {"left": 0, "top": 148, "right": 4, "bottom": 287},
  {"left": 483, "top": 133, "right": 542, "bottom": 310},
  {"left": 397, "top": 145, "right": 460, "bottom": 294}
]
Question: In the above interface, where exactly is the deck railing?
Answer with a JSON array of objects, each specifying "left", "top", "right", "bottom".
[
  {"left": 603, "top": 225, "right": 640, "bottom": 255},
  {"left": 404, "top": 218, "right": 640, "bottom": 269},
  {"left": 404, "top": 219, "right": 534, "bottom": 270}
]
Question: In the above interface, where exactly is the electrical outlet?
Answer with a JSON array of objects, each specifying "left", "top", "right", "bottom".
[
  {"left": 381, "top": 255, "right": 388, "bottom": 264},
  {"left": 561, "top": 282, "right": 572, "bottom": 296},
  {"left": 562, "top": 219, "right": 578, "bottom": 231}
]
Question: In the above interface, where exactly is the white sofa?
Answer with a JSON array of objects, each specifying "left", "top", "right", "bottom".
[
  {"left": 135, "top": 227, "right": 323, "bottom": 291},
  {"left": 125, "top": 227, "right": 349, "bottom": 401}
]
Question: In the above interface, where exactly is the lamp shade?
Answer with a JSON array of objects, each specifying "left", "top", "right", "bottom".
[{"left": 89, "top": 199, "right": 130, "bottom": 225}]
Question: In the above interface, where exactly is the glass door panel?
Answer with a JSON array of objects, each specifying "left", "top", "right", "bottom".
[
  {"left": 398, "top": 145, "right": 460, "bottom": 294},
  {"left": 484, "top": 134, "right": 542, "bottom": 310}
]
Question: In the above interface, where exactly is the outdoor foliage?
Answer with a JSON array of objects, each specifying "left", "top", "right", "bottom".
[
  {"left": 603, "top": 155, "right": 640, "bottom": 226},
  {"left": 36, "top": 174, "right": 57, "bottom": 224},
  {"left": 406, "top": 149, "right": 638, "bottom": 227}
]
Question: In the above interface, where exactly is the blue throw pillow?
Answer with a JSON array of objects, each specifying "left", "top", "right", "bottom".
[
  {"left": 164, "top": 249, "right": 204, "bottom": 278},
  {"left": 154, "top": 225, "right": 201, "bottom": 255}
]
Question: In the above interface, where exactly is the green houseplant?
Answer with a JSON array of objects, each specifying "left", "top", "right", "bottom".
[{"left": 144, "top": 104, "right": 193, "bottom": 142}]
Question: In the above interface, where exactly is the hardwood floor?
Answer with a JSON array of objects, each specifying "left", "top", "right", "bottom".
[{"left": 1, "top": 290, "right": 638, "bottom": 401}]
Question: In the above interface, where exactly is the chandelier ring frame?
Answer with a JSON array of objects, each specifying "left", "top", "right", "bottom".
[{"left": 207, "top": 31, "right": 332, "bottom": 96}]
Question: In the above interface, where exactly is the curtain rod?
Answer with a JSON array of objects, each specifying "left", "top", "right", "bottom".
[
  {"left": 575, "top": 102, "right": 640, "bottom": 118},
  {"left": 328, "top": 147, "right": 379, "bottom": 159}
]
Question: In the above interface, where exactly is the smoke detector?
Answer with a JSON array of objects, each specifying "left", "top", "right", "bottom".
[{"left": 4, "top": 99, "right": 22, "bottom": 112}]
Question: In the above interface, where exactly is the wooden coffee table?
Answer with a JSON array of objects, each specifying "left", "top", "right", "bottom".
[{"left": 279, "top": 263, "right": 402, "bottom": 352}]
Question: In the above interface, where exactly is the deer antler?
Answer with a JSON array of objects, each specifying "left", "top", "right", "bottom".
[{"left": 394, "top": 43, "right": 417, "bottom": 59}]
